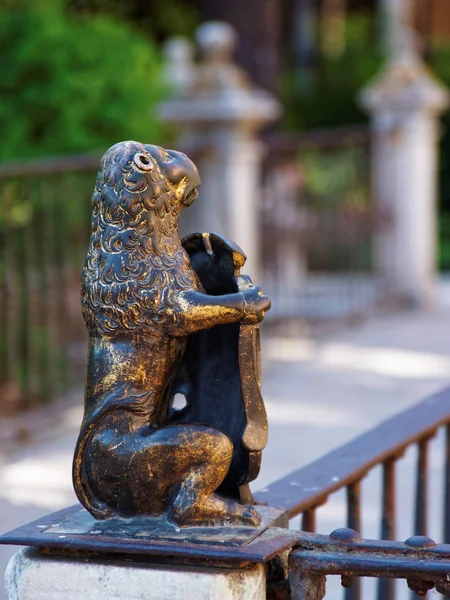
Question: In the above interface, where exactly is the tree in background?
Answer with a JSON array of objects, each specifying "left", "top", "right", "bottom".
[
  {"left": 68, "top": 0, "right": 200, "bottom": 41},
  {"left": 0, "top": 0, "right": 168, "bottom": 160},
  {"left": 283, "top": 12, "right": 382, "bottom": 131}
]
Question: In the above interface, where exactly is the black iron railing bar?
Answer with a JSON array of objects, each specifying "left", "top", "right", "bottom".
[
  {"left": 346, "top": 481, "right": 362, "bottom": 600},
  {"left": 255, "top": 388, "right": 450, "bottom": 517}
]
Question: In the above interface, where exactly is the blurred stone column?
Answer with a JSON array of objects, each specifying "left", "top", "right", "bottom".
[
  {"left": 379, "top": 0, "right": 414, "bottom": 55},
  {"left": 162, "top": 37, "right": 194, "bottom": 95},
  {"left": 159, "top": 22, "right": 281, "bottom": 279},
  {"left": 361, "top": 0, "right": 449, "bottom": 308}
]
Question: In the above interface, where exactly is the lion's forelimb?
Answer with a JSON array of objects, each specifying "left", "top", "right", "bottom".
[{"left": 171, "top": 289, "right": 244, "bottom": 335}]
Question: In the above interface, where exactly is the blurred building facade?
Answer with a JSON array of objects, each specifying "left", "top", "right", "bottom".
[{"left": 192, "top": 0, "right": 450, "bottom": 93}]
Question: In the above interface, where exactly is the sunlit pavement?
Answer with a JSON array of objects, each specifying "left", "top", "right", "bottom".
[{"left": 3, "top": 306, "right": 450, "bottom": 599}]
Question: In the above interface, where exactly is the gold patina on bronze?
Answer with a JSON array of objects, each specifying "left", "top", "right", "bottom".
[{"left": 73, "top": 141, "right": 271, "bottom": 528}]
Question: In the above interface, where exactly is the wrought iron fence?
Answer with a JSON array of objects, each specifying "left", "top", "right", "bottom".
[
  {"left": 0, "top": 127, "right": 384, "bottom": 412},
  {"left": 261, "top": 125, "right": 391, "bottom": 323},
  {"left": 289, "top": 529, "right": 450, "bottom": 599},
  {"left": 255, "top": 387, "right": 450, "bottom": 599},
  {"left": 0, "top": 154, "right": 100, "bottom": 412}
]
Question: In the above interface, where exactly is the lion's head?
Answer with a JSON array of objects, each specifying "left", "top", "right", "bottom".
[
  {"left": 92, "top": 141, "right": 200, "bottom": 250},
  {"left": 82, "top": 141, "right": 201, "bottom": 336}
]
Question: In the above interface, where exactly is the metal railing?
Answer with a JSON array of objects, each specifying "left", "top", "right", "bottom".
[
  {"left": 289, "top": 529, "right": 450, "bottom": 599},
  {"left": 260, "top": 125, "right": 391, "bottom": 322},
  {"left": 0, "top": 154, "right": 100, "bottom": 411},
  {"left": 255, "top": 387, "right": 450, "bottom": 599},
  {"left": 0, "top": 128, "right": 381, "bottom": 411}
]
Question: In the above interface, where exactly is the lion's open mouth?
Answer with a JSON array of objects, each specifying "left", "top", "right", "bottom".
[{"left": 184, "top": 188, "right": 198, "bottom": 206}]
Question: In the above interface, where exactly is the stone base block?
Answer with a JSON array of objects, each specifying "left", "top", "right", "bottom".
[{"left": 6, "top": 547, "right": 266, "bottom": 600}]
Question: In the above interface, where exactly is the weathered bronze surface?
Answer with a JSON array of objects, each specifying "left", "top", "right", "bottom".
[
  {"left": 44, "top": 505, "right": 283, "bottom": 547},
  {"left": 72, "top": 141, "right": 271, "bottom": 528},
  {"left": 0, "top": 505, "right": 292, "bottom": 566}
]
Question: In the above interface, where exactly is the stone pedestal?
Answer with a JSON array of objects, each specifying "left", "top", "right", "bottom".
[
  {"left": 6, "top": 547, "right": 266, "bottom": 600},
  {"left": 361, "top": 1, "right": 449, "bottom": 308},
  {"left": 159, "top": 22, "right": 281, "bottom": 280}
]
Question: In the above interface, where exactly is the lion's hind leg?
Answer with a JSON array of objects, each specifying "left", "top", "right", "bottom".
[
  {"left": 165, "top": 423, "right": 261, "bottom": 528},
  {"left": 87, "top": 419, "right": 260, "bottom": 526},
  {"left": 169, "top": 467, "right": 261, "bottom": 527}
]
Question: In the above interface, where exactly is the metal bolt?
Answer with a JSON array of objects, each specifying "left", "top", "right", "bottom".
[
  {"left": 407, "top": 578, "right": 435, "bottom": 596},
  {"left": 330, "top": 528, "right": 361, "bottom": 543},
  {"left": 404, "top": 536, "right": 436, "bottom": 548}
]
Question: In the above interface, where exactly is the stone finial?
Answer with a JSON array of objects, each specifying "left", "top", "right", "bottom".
[
  {"left": 382, "top": 0, "right": 416, "bottom": 59},
  {"left": 361, "top": 0, "right": 449, "bottom": 115},
  {"left": 196, "top": 21, "right": 238, "bottom": 61},
  {"left": 159, "top": 20, "right": 281, "bottom": 126},
  {"left": 192, "top": 21, "right": 250, "bottom": 93},
  {"left": 360, "top": 53, "right": 449, "bottom": 115},
  {"left": 162, "top": 37, "right": 194, "bottom": 95}
]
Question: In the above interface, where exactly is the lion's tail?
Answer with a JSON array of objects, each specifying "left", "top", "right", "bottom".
[
  {"left": 72, "top": 417, "right": 114, "bottom": 520},
  {"left": 72, "top": 383, "right": 133, "bottom": 519}
]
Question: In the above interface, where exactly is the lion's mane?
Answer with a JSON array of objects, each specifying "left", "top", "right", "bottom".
[{"left": 81, "top": 141, "right": 199, "bottom": 336}]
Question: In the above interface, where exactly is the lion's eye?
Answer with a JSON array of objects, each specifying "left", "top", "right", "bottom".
[{"left": 133, "top": 153, "right": 153, "bottom": 171}]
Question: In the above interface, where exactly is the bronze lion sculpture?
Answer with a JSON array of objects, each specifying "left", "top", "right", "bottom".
[{"left": 72, "top": 141, "right": 270, "bottom": 527}]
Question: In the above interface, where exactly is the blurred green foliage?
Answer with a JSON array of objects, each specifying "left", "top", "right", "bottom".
[
  {"left": 283, "top": 12, "right": 450, "bottom": 270},
  {"left": 283, "top": 14, "right": 382, "bottom": 132},
  {"left": 301, "top": 147, "right": 369, "bottom": 209},
  {"left": 68, "top": 0, "right": 200, "bottom": 41},
  {"left": 283, "top": 15, "right": 376, "bottom": 270},
  {"left": 439, "top": 215, "right": 450, "bottom": 270},
  {"left": 0, "top": 0, "right": 168, "bottom": 160},
  {"left": 299, "top": 148, "right": 372, "bottom": 270},
  {"left": 430, "top": 42, "right": 450, "bottom": 254}
]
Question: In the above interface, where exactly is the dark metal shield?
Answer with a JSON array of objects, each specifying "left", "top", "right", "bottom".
[{"left": 171, "top": 233, "right": 268, "bottom": 504}]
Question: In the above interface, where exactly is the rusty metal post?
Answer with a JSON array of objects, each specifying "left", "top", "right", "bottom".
[{"left": 289, "top": 553, "right": 326, "bottom": 600}]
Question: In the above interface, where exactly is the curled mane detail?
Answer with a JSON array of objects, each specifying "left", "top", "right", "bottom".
[{"left": 82, "top": 141, "right": 199, "bottom": 336}]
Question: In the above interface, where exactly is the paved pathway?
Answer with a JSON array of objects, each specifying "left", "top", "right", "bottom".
[{"left": 2, "top": 307, "right": 450, "bottom": 598}]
